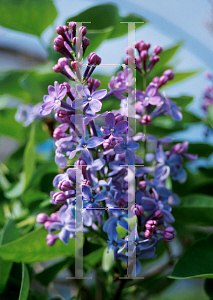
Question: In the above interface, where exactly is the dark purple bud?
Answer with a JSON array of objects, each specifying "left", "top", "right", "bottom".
[
  {"left": 75, "top": 158, "right": 87, "bottom": 167},
  {"left": 138, "top": 180, "right": 147, "bottom": 191},
  {"left": 146, "top": 42, "right": 151, "bottom": 49},
  {"left": 53, "top": 64, "right": 62, "bottom": 73},
  {"left": 135, "top": 40, "right": 144, "bottom": 49},
  {"left": 141, "top": 115, "right": 152, "bottom": 125},
  {"left": 56, "top": 26, "right": 65, "bottom": 35},
  {"left": 139, "top": 42, "right": 147, "bottom": 51},
  {"left": 164, "top": 226, "right": 175, "bottom": 242},
  {"left": 163, "top": 69, "right": 175, "bottom": 80},
  {"left": 58, "top": 180, "right": 72, "bottom": 191},
  {"left": 70, "top": 61, "right": 81, "bottom": 69},
  {"left": 46, "top": 234, "right": 58, "bottom": 246},
  {"left": 88, "top": 52, "right": 98, "bottom": 64},
  {"left": 148, "top": 55, "right": 160, "bottom": 71},
  {"left": 140, "top": 50, "right": 148, "bottom": 61},
  {"left": 82, "top": 179, "right": 91, "bottom": 186},
  {"left": 145, "top": 219, "right": 157, "bottom": 230},
  {"left": 83, "top": 36, "right": 90, "bottom": 47},
  {"left": 115, "top": 113, "right": 124, "bottom": 123},
  {"left": 54, "top": 36, "right": 64, "bottom": 48},
  {"left": 145, "top": 229, "right": 153, "bottom": 239},
  {"left": 154, "top": 209, "right": 164, "bottom": 219},
  {"left": 60, "top": 82, "right": 70, "bottom": 92},
  {"left": 53, "top": 192, "right": 67, "bottom": 204},
  {"left": 57, "top": 109, "right": 71, "bottom": 118},
  {"left": 63, "top": 25, "right": 69, "bottom": 32},
  {"left": 36, "top": 213, "right": 48, "bottom": 223},
  {"left": 131, "top": 204, "right": 144, "bottom": 216},
  {"left": 79, "top": 26, "right": 87, "bottom": 36},
  {"left": 150, "top": 55, "right": 160, "bottom": 62},
  {"left": 159, "top": 75, "right": 168, "bottom": 86},
  {"left": 68, "top": 22, "right": 76, "bottom": 38},
  {"left": 153, "top": 45, "right": 163, "bottom": 55},
  {"left": 93, "top": 79, "right": 101, "bottom": 89}
]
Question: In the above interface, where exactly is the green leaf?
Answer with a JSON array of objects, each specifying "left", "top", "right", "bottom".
[
  {"left": 5, "top": 172, "right": 26, "bottom": 199},
  {"left": 0, "top": 227, "right": 75, "bottom": 263},
  {"left": 0, "top": 109, "right": 26, "bottom": 140},
  {"left": 18, "top": 263, "right": 30, "bottom": 300},
  {"left": 166, "top": 71, "right": 200, "bottom": 87},
  {"left": 23, "top": 124, "right": 35, "bottom": 189},
  {"left": 84, "top": 246, "right": 105, "bottom": 268},
  {"left": 0, "top": 0, "right": 57, "bottom": 36},
  {"left": 107, "top": 14, "right": 147, "bottom": 40},
  {"left": 172, "top": 168, "right": 213, "bottom": 197},
  {"left": 187, "top": 143, "right": 213, "bottom": 158},
  {"left": 102, "top": 247, "right": 114, "bottom": 272},
  {"left": 0, "top": 71, "right": 30, "bottom": 99},
  {"left": 169, "top": 233, "right": 213, "bottom": 279},
  {"left": 35, "top": 257, "right": 73, "bottom": 287},
  {"left": 20, "top": 72, "right": 64, "bottom": 103},
  {"left": 204, "top": 278, "right": 213, "bottom": 299},
  {"left": 206, "top": 104, "right": 213, "bottom": 129},
  {"left": 154, "top": 42, "right": 182, "bottom": 71},
  {"left": 172, "top": 194, "right": 213, "bottom": 226},
  {"left": 0, "top": 219, "right": 20, "bottom": 294},
  {"left": 170, "top": 95, "right": 194, "bottom": 109},
  {"left": 67, "top": 4, "right": 146, "bottom": 53}
]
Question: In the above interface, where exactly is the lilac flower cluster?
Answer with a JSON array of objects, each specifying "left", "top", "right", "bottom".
[
  {"left": 36, "top": 22, "right": 197, "bottom": 275},
  {"left": 202, "top": 71, "right": 213, "bottom": 112}
]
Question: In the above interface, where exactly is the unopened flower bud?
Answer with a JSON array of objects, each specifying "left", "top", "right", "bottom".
[
  {"left": 82, "top": 179, "right": 91, "bottom": 186},
  {"left": 140, "top": 50, "right": 148, "bottom": 61},
  {"left": 53, "top": 192, "right": 67, "bottom": 204},
  {"left": 145, "top": 219, "right": 157, "bottom": 230},
  {"left": 75, "top": 158, "right": 87, "bottom": 167},
  {"left": 58, "top": 180, "right": 72, "bottom": 191},
  {"left": 131, "top": 204, "right": 144, "bottom": 216},
  {"left": 103, "top": 138, "right": 113, "bottom": 150},
  {"left": 154, "top": 209, "right": 164, "bottom": 219},
  {"left": 79, "top": 26, "right": 87, "bottom": 36},
  {"left": 36, "top": 213, "right": 48, "bottom": 223},
  {"left": 125, "top": 47, "right": 134, "bottom": 55},
  {"left": 164, "top": 226, "right": 175, "bottom": 242},
  {"left": 44, "top": 221, "right": 53, "bottom": 230},
  {"left": 46, "top": 234, "right": 58, "bottom": 246},
  {"left": 153, "top": 45, "right": 163, "bottom": 55},
  {"left": 159, "top": 75, "right": 168, "bottom": 86},
  {"left": 56, "top": 26, "right": 65, "bottom": 35},
  {"left": 138, "top": 180, "right": 147, "bottom": 191},
  {"left": 163, "top": 69, "right": 175, "bottom": 80},
  {"left": 145, "top": 229, "right": 153, "bottom": 239},
  {"left": 141, "top": 115, "right": 152, "bottom": 125},
  {"left": 58, "top": 57, "right": 69, "bottom": 67}
]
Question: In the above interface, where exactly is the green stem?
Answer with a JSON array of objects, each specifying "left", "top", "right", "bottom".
[{"left": 143, "top": 74, "right": 147, "bottom": 91}]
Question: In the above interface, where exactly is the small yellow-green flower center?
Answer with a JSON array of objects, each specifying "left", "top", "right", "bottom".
[
  {"left": 55, "top": 99, "right": 60, "bottom": 104},
  {"left": 91, "top": 198, "right": 94, "bottom": 203},
  {"left": 145, "top": 97, "right": 149, "bottom": 101},
  {"left": 88, "top": 97, "right": 92, "bottom": 101},
  {"left": 110, "top": 128, "right": 115, "bottom": 132},
  {"left": 121, "top": 189, "right": 125, "bottom": 194},
  {"left": 82, "top": 144, "right": 87, "bottom": 148},
  {"left": 113, "top": 241, "right": 118, "bottom": 246}
]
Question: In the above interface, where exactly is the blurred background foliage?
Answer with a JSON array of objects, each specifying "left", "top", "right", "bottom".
[{"left": 0, "top": 1, "right": 213, "bottom": 299}]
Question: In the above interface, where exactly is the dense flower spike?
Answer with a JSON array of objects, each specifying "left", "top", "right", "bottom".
[{"left": 34, "top": 22, "right": 197, "bottom": 277}]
